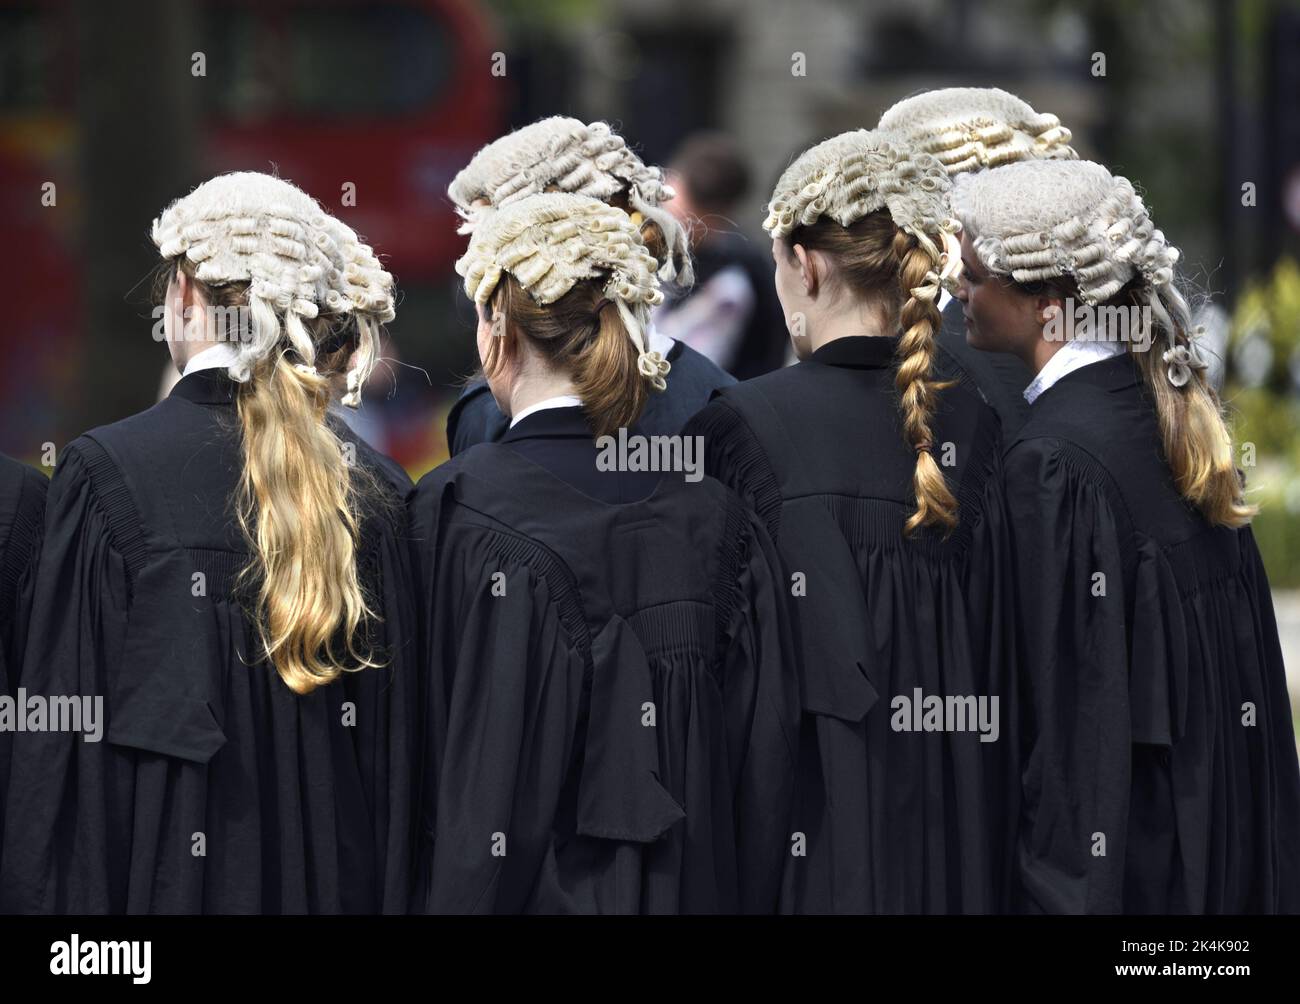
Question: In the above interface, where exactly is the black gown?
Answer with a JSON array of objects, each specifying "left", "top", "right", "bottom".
[
  {"left": 684, "top": 334, "right": 1018, "bottom": 913},
  {"left": 0, "top": 370, "right": 418, "bottom": 914},
  {"left": 411, "top": 406, "right": 799, "bottom": 913},
  {"left": 937, "top": 297, "right": 1030, "bottom": 441},
  {"left": 1004, "top": 353, "right": 1300, "bottom": 913},
  {"left": 446, "top": 337, "right": 735, "bottom": 456},
  {"left": 0, "top": 453, "right": 47, "bottom": 876}
]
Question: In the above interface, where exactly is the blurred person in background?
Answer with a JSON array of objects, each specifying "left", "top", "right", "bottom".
[
  {"left": 687, "top": 130, "right": 1017, "bottom": 913},
  {"left": 879, "top": 88, "right": 1078, "bottom": 440},
  {"left": 0, "top": 173, "right": 417, "bottom": 914},
  {"left": 657, "top": 131, "right": 790, "bottom": 380},
  {"left": 444, "top": 117, "right": 733, "bottom": 454},
  {"left": 954, "top": 159, "right": 1300, "bottom": 913},
  {"left": 412, "top": 193, "right": 797, "bottom": 913}
]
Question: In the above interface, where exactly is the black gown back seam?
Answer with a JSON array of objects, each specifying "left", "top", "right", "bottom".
[
  {"left": 69, "top": 437, "right": 149, "bottom": 595},
  {"left": 438, "top": 506, "right": 593, "bottom": 656}
]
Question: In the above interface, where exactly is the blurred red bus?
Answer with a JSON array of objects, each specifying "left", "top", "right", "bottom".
[{"left": 0, "top": 0, "right": 503, "bottom": 457}]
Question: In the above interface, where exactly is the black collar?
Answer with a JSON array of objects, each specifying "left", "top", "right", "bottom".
[
  {"left": 1038, "top": 352, "right": 1143, "bottom": 402},
  {"left": 499, "top": 405, "right": 594, "bottom": 444},
  {"left": 170, "top": 369, "right": 238, "bottom": 405},
  {"left": 809, "top": 334, "right": 900, "bottom": 370}
]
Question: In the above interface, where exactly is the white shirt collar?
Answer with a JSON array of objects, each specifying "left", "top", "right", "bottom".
[
  {"left": 647, "top": 322, "right": 674, "bottom": 357},
  {"left": 509, "top": 394, "right": 583, "bottom": 428},
  {"left": 182, "top": 343, "right": 241, "bottom": 379},
  {"left": 1024, "top": 339, "right": 1125, "bottom": 405}
]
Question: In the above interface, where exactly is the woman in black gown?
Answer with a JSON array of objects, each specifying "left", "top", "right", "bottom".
[
  {"left": 443, "top": 116, "right": 735, "bottom": 454},
  {"left": 685, "top": 130, "right": 1018, "bottom": 913},
  {"left": 0, "top": 172, "right": 417, "bottom": 913},
  {"left": 411, "top": 192, "right": 799, "bottom": 913},
  {"left": 952, "top": 158, "right": 1300, "bottom": 913}
]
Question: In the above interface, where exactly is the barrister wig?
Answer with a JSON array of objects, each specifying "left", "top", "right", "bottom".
[
  {"left": 448, "top": 116, "right": 693, "bottom": 287},
  {"left": 457, "top": 193, "right": 671, "bottom": 438},
  {"left": 152, "top": 171, "right": 395, "bottom": 408},
  {"left": 763, "top": 129, "right": 963, "bottom": 534},
  {"left": 952, "top": 159, "right": 1253, "bottom": 527},
  {"left": 152, "top": 171, "right": 398, "bottom": 693},
  {"left": 877, "top": 87, "right": 1076, "bottom": 176}
]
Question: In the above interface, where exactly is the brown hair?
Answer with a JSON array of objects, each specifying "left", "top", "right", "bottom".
[
  {"left": 164, "top": 258, "right": 382, "bottom": 694},
  {"left": 481, "top": 273, "right": 650, "bottom": 439},
  {"left": 785, "top": 210, "right": 958, "bottom": 534}
]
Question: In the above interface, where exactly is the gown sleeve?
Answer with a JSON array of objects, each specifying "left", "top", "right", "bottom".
[
  {"left": 718, "top": 503, "right": 800, "bottom": 913},
  {"left": 1003, "top": 437, "right": 1133, "bottom": 914},
  {"left": 1241, "top": 528, "right": 1300, "bottom": 913},
  {"left": 430, "top": 558, "right": 586, "bottom": 913},
  {"left": 0, "top": 461, "right": 46, "bottom": 692},
  {"left": 0, "top": 444, "right": 133, "bottom": 912},
  {"left": 0, "top": 461, "right": 47, "bottom": 876},
  {"left": 411, "top": 474, "right": 587, "bottom": 913}
]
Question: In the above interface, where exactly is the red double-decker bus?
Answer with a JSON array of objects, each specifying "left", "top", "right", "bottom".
[{"left": 0, "top": 0, "right": 503, "bottom": 465}]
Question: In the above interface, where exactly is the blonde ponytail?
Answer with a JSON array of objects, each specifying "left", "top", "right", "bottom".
[
  {"left": 1133, "top": 284, "right": 1255, "bottom": 528},
  {"left": 235, "top": 351, "right": 380, "bottom": 694}
]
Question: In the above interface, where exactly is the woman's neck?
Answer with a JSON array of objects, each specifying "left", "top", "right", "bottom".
[
  {"left": 806, "top": 302, "right": 893, "bottom": 354},
  {"left": 508, "top": 368, "right": 579, "bottom": 419}
]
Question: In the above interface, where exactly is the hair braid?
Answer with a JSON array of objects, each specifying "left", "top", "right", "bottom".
[{"left": 893, "top": 228, "right": 957, "bottom": 535}]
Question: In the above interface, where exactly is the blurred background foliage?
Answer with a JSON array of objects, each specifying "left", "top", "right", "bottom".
[{"left": 1230, "top": 257, "right": 1300, "bottom": 584}]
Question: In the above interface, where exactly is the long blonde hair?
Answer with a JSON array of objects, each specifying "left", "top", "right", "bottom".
[
  {"left": 173, "top": 258, "right": 382, "bottom": 694},
  {"left": 784, "top": 211, "right": 958, "bottom": 534},
  {"left": 1142, "top": 284, "right": 1255, "bottom": 526}
]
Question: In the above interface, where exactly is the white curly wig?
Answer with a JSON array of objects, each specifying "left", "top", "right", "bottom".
[
  {"left": 152, "top": 171, "right": 395, "bottom": 407},
  {"left": 877, "top": 87, "right": 1076, "bottom": 176},
  {"left": 762, "top": 129, "right": 961, "bottom": 300},
  {"left": 448, "top": 116, "right": 692, "bottom": 287},
  {"left": 951, "top": 159, "right": 1179, "bottom": 304},
  {"left": 456, "top": 192, "right": 671, "bottom": 390}
]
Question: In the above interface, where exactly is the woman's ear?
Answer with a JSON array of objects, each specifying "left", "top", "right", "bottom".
[
  {"left": 792, "top": 243, "right": 819, "bottom": 296},
  {"left": 1035, "top": 295, "right": 1067, "bottom": 329},
  {"left": 178, "top": 269, "right": 205, "bottom": 342}
]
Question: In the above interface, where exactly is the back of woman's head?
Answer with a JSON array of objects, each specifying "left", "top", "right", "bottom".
[
  {"left": 449, "top": 116, "right": 693, "bottom": 289},
  {"left": 952, "top": 158, "right": 1253, "bottom": 528},
  {"left": 456, "top": 192, "right": 667, "bottom": 440},
  {"left": 151, "top": 171, "right": 397, "bottom": 694},
  {"left": 764, "top": 129, "right": 962, "bottom": 535}
]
